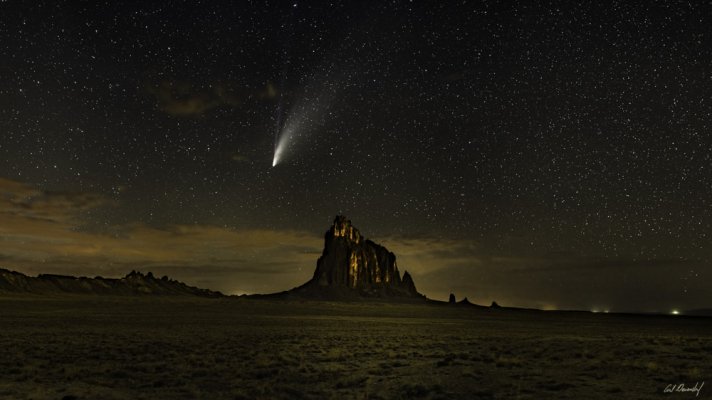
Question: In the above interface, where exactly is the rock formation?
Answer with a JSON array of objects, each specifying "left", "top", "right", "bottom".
[
  {"left": 449, "top": 293, "right": 456, "bottom": 304},
  {"left": 290, "top": 216, "right": 424, "bottom": 299},
  {"left": 458, "top": 297, "right": 473, "bottom": 306},
  {"left": 0, "top": 269, "right": 222, "bottom": 297},
  {"left": 1, "top": 216, "right": 427, "bottom": 301}
]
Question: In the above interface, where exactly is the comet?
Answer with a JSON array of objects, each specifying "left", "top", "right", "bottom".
[
  {"left": 271, "top": 89, "right": 335, "bottom": 167},
  {"left": 271, "top": 115, "right": 296, "bottom": 167},
  {"left": 272, "top": 127, "right": 289, "bottom": 167}
]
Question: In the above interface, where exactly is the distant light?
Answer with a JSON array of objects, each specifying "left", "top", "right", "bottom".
[
  {"left": 671, "top": 310, "right": 680, "bottom": 315},
  {"left": 591, "top": 307, "right": 610, "bottom": 313}
]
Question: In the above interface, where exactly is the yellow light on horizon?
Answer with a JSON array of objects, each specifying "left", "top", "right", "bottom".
[{"left": 671, "top": 310, "right": 680, "bottom": 315}]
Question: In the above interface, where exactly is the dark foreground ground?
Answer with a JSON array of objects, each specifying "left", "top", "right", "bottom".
[{"left": 0, "top": 296, "right": 710, "bottom": 399}]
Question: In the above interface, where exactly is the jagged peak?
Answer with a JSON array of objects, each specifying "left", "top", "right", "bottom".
[
  {"left": 330, "top": 215, "right": 362, "bottom": 244},
  {"left": 124, "top": 270, "right": 156, "bottom": 280},
  {"left": 401, "top": 270, "right": 414, "bottom": 286},
  {"left": 401, "top": 270, "right": 419, "bottom": 295}
]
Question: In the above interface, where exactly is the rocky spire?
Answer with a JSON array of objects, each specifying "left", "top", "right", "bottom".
[{"left": 300, "top": 216, "right": 424, "bottom": 299}]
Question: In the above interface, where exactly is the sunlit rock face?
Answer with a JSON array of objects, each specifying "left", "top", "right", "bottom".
[{"left": 305, "top": 216, "right": 423, "bottom": 298}]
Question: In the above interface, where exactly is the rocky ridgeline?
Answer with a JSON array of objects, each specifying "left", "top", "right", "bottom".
[
  {"left": 0, "top": 269, "right": 222, "bottom": 297},
  {"left": 290, "top": 216, "right": 424, "bottom": 299},
  {"left": 1, "top": 216, "right": 426, "bottom": 301}
]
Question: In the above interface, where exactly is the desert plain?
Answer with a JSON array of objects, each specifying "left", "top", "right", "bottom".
[{"left": 1, "top": 296, "right": 710, "bottom": 399}]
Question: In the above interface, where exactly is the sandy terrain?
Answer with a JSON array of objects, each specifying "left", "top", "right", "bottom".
[{"left": 0, "top": 296, "right": 710, "bottom": 399}]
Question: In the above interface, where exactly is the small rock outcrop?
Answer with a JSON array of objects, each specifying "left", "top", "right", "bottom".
[
  {"left": 448, "top": 293, "right": 456, "bottom": 304},
  {"left": 490, "top": 301, "right": 501, "bottom": 308},
  {"left": 458, "top": 297, "right": 473, "bottom": 306},
  {"left": 290, "top": 216, "right": 424, "bottom": 300}
]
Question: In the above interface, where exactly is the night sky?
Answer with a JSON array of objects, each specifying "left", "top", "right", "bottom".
[{"left": 1, "top": 1, "right": 711, "bottom": 312}]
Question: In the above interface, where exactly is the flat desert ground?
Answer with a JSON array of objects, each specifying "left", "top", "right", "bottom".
[{"left": 0, "top": 296, "right": 710, "bottom": 399}]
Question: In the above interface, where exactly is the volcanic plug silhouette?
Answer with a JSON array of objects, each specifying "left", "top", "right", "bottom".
[{"left": 289, "top": 216, "right": 424, "bottom": 300}]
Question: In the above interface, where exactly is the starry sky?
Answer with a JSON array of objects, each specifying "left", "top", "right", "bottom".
[{"left": 1, "top": 1, "right": 711, "bottom": 312}]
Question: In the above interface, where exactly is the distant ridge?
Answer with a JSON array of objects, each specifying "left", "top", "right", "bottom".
[
  {"left": 0, "top": 269, "right": 223, "bottom": 297},
  {"left": 283, "top": 216, "right": 426, "bottom": 301}
]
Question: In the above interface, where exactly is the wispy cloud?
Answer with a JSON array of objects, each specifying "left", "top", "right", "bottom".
[
  {"left": 144, "top": 81, "right": 277, "bottom": 117},
  {"left": 0, "top": 178, "right": 106, "bottom": 223}
]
